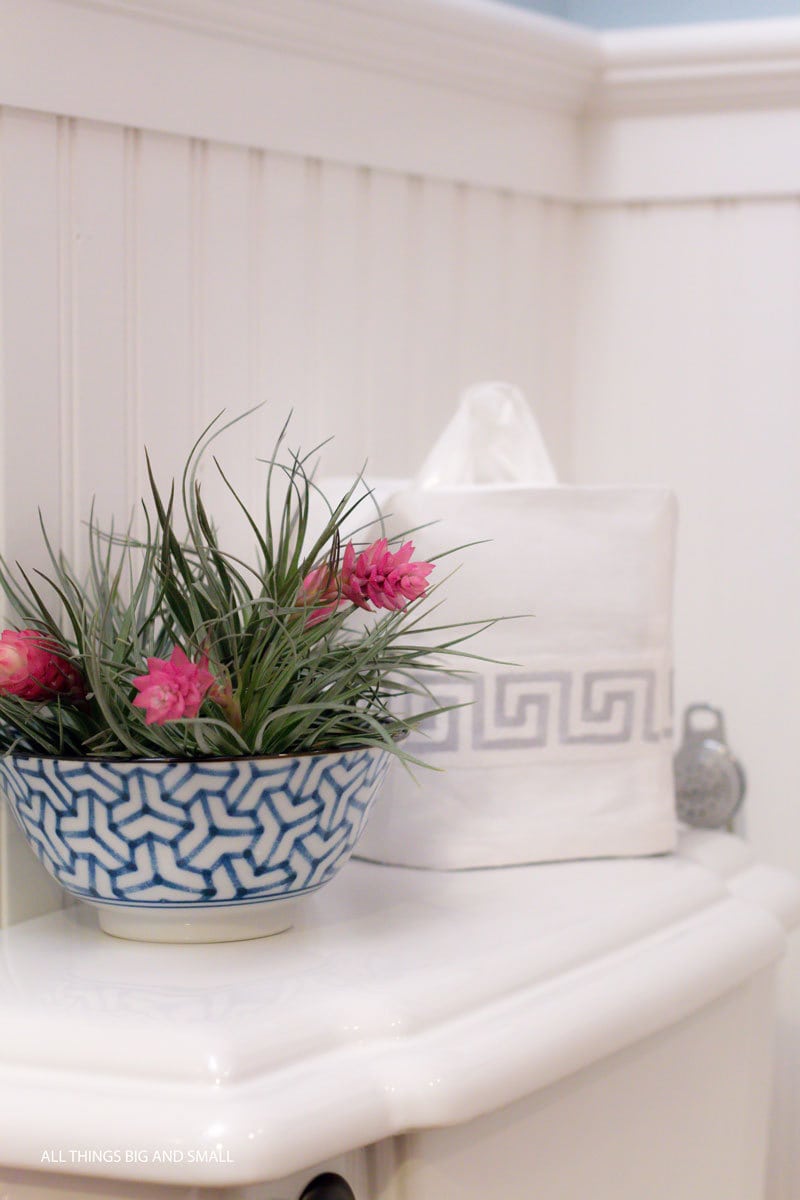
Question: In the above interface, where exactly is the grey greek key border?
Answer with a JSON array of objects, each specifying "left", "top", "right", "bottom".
[{"left": 404, "top": 668, "right": 673, "bottom": 754}]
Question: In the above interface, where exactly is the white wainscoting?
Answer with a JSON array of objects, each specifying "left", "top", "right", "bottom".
[
  {"left": 0, "top": 0, "right": 583, "bottom": 935},
  {"left": 574, "top": 38, "right": 800, "bottom": 1197},
  {"left": 571, "top": 192, "right": 800, "bottom": 1200},
  {"left": 2, "top": 1, "right": 800, "bottom": 1195},
  {"left": 0, "top": 105, "right": 578, "bottom": 576}
]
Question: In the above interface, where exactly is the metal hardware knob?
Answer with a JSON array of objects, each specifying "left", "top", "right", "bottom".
[
  {"left": 298, "top": 1173, "right": 356, "bottom": 1200},
  {"left": 674, "top": 703, "right": 746, "bottom": 829}
]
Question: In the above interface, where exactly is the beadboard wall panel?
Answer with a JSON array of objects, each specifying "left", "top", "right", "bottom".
[
  {"left": 0, "top": 110, "right": 65, "bottom": 571},
  {"left": 572, "top": 197, "right": 800, "bottom": 871},
  {"left": 3, "top": 4, "right": 800, "bottom": 1192},
  {"left": 570, "top": 197, "right": 800, "bottom": 1200},
  {"left": 0, "top": 102, "right": 578, "bottom": 583},
  {"left": 0, "top": 98, "right": 577, "bottom": 921},
  {"left": 0, "top": 101, "right": 577, "bottom": 929}
]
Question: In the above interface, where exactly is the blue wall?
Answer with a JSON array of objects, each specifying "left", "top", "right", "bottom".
[{"left": 501, "top": 0, "right": 800, "bottom": 27}]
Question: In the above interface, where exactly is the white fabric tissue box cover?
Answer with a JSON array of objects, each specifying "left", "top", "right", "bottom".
[{"left": 357, "top": 485, "right": 678, "bottom": 869}]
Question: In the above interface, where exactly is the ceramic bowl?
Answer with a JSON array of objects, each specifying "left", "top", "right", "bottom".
[{"left": 0, "top": 747, "right": 392, "bottom": 943}]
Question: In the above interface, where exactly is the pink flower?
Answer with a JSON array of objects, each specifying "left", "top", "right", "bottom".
[
  {"left": 132, "top": 647, "right": 215, "bottom": 726},
  {"left": 296, "top": 563, "right": 343, "bottom": 628},
  {"left": 0, "top": 629, "right": 85, "bottom": 702},
  {"left": 341, "top": 539, "right": 433, "bottom": 612}
]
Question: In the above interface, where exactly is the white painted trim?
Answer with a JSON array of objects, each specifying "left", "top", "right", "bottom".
[
  {"left": 583, "top": 105, "right": 800, "bottom": 204},
  {"left": 7, "top": 1, "right": 800, "bottom": 200},
  {"left": 64, "top": 0, "right": 600, "bottom": 111},
  {"left": 49, "top": 0, "right": 800, "bottom": 123},
  {"left": 0, "top": 0, "right": 595, "bottom": 197},
  {"left": 587, "top": 18, "right": 800, "bottom": 201},
  {"left": 600, "top": 19, "right": 800, "bottom": 115}
]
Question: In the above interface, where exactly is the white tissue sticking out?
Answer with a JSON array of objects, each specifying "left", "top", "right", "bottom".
[{"left": 414, "top": 381, "right": 558, "bottom": 488}]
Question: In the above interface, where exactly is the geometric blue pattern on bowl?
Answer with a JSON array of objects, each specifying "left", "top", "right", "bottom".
[{"left": 0, "top": 748, "right": 391, "bottom": 910}]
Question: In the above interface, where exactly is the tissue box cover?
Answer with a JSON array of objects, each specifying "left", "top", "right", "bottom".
[{"left": 356, "top": 485, "right": 678, "bottom": 869}]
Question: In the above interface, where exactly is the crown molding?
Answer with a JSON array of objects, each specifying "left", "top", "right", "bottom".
[
  {"left": 600, "top": 19, "right": 800, "bottom": 114},
  {"left": 40, "top": 1, "right": 800, "bottom": 120},
  {"left": 588, "top": 19, "right": 800, "bottom": 201},
  {"left": 0, "top": 0, "right": 595, "bottom": 197},
  {"left": 5, "top": 1, "right": 800, "bottom": 202},
  {"left": 62, "top": 0, "right": 601, "bottom": 113}
]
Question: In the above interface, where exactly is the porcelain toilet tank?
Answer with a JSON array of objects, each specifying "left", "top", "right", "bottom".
[{"left": 0, "top": 828, "right": 796, "bottom": 1200}]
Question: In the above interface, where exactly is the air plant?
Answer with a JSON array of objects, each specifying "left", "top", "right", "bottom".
[{"left": 0, "top": 413, "right": 491, "bottom": 761}]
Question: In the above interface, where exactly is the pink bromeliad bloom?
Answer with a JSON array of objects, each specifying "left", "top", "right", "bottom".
[
  {"left": 132, "top": 647, "right": 215, "bottom": 726},
  {"left": 0, "top": 629, "right": 85, "bottom": 702},
  {"left": 341, "top": 539, "right": 433, "bottom": 612},
  {"left": 296, "top": 563, "right": 343, "bottom": 628}
]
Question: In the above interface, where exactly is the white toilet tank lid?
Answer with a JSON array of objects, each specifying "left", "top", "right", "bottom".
[{"left": 0, "top": 829, "right": 796, "bottom": 1187}]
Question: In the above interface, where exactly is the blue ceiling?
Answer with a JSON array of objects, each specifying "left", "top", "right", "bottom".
[{"left": 498, "top": 0, "right": 800, "bottom": 28}]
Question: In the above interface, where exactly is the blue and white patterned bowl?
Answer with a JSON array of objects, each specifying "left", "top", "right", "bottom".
[{"left": 0, "top": 747, "right": 392, "bottom": 943}]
